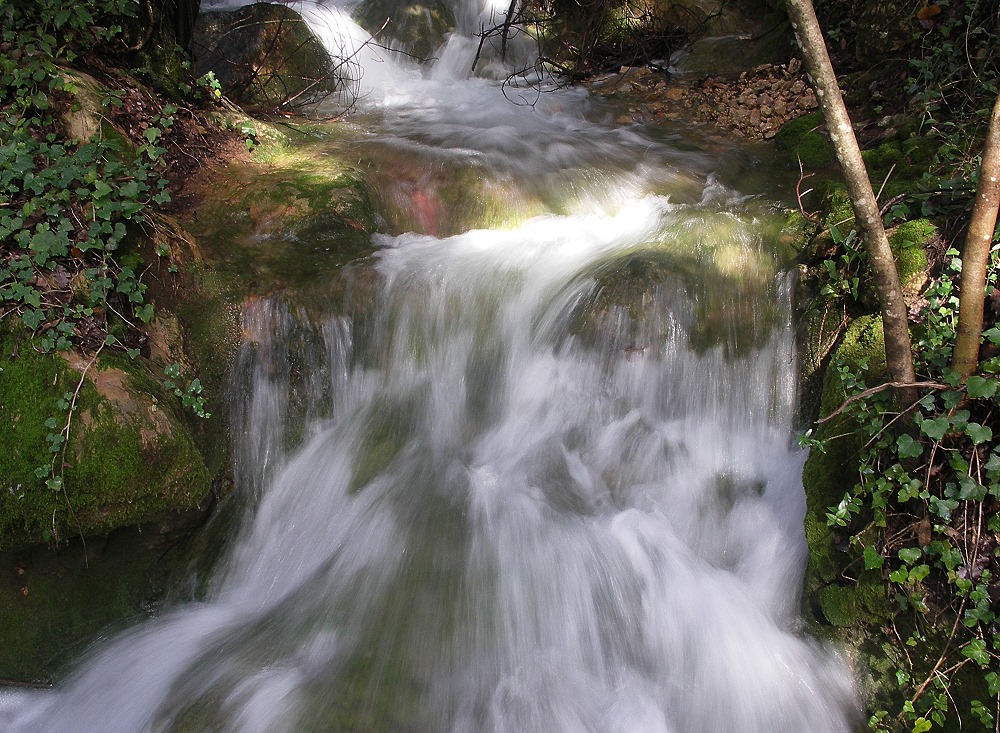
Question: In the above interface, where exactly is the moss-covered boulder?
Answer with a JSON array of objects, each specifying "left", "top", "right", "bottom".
[
  {"left": 568, "top": 209, "right": 796, "bottom": 355},
  {"left": 800, "top": 314, "right": 903, "bottom": 713},
  {"left": 0, "top": 330, "right": 213, "bottom": 551},
  {"left": 181, "top": 128, "right": 378, "bottom": 299},
  {"left": 192, "top": 3, "right": 340, "bottom": 112}
]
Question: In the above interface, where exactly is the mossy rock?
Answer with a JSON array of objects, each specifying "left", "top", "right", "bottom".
[
  {"left": 774, "top": 112, "right": 834, "bottom": 169},
  {"left": 860, "top": 141, "right": 904, "bottom": 177},
  {"left": 352, "top": 0, "right": 454, "bottom": 59},
  {"left": 568, "top": 211, "right": 788, "bottom": 357},
  {"left": 192, "top": 3, "right": 340, "bottom": 112},
  {"left": 821, "top": 183, "right": 855, "bottom": 232},
  {"left": 887, "top": 218, "right": 932, "bottom": 296},
  {"left": 801, "top": 314, "right": 886, "bottom": 613},
  {"left": 0, "top": 519, "right": 218, "bottom": 683},
  {"left": 0, "top": 328, "right": 213, "bottom": 551},
  {"left": 817, "top": 570, "right": 890, "bottom": 628},
  {"left": 181, "top": 140, "right": 378, "bottom": 298}
]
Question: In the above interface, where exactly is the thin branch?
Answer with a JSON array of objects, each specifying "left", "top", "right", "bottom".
[{"left": 817, "top": 381, "right": 949, "bottom": 424}]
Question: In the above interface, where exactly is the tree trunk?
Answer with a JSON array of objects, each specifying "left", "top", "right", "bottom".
[
  {"left": 951, "top": 92, "right": 1000, "bottom": 378},
  {"left": 784, "top": 0, "right": 917, "bottom": 387}
]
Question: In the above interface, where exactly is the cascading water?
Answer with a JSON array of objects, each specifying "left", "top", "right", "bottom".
[{"left": 1, "top": 1, "right": 860, "bottom": 730}]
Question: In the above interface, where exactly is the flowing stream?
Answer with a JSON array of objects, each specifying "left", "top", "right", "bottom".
[{"left": 2, "top": 1, "right": 859, "bottom": 730}]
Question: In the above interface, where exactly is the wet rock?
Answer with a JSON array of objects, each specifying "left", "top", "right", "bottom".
[
  {"left": 353, "top": 0, "right": 454, "bottom": 60},
  {"left": 192, "top": 3, "right": 339, "bottom": 112}
]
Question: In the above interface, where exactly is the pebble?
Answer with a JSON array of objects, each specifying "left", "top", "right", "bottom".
[{"left": 588, "top": 58, "right": 821, "bottom": 140}]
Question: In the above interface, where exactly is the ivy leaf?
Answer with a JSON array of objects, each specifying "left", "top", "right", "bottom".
[
  {"left": 92, "top": 180, "right": 112, "bottom": 200},
  {"left": 896, "top": 434, "right": 923, "bottom": 459},
  {"left": 987, "top": 671, "right": 1000, "bottom": 697},
  {"left": 961, "top": 639, "right": 990, "bottom": 666},
  {"left": 964, "top": 423, "right": 992, "bottom": 445},
  {"left": 864, "top": 546, "right": 884, "bottom": 570},
  {"left": 957, "top": 474, "right": 986, "bottom": 501},
  {"left": 912, "top": 718, "right": 932, "bottom": 733},
  {"left": 22, "top": 308, "right": 45, "bottom": 330},
  {"left": 919, "top": 416, "right": 950, "bottom": 441},
  {"left": 965, "top": 375, "right": 997, "bottom": 398},
  {"left": 898, "top": 547, "right": 922, "bottom": 565}
]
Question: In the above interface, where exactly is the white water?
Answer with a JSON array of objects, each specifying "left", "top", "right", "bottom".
[{"left": 1, "top": 2, "right": 859, "bottom": 731}]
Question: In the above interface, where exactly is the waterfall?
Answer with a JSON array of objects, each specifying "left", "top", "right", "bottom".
[{"left": 0, "top": 1, "right": 860, "bottom": 731}]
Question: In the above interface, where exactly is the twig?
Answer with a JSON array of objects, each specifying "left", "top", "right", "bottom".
[
  {"left": 797, "top": 156, "right": 821, "bottom": 224},
  {"left": 874, "top": 163, "right": 897, "bottom": 206},
  {"left": 56, "top": 342, "right": 106, "bottom": 566},
  {"left": 817, "top": 381, "right": 949, "bottom": 424}
]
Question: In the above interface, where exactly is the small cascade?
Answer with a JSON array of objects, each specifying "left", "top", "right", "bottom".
[{"left": 0, "top": 1, "right": 860, "bottom": 731}]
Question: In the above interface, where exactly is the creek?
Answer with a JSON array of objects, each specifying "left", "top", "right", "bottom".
[{"left": 2, "top": 0, "right": 858, "bottom": 730}]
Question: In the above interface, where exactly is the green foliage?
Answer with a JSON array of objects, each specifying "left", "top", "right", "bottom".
[
  {"left": 807, "top": 245, "right": 1000, "bottom": 732},
  {"left": 905, "top": 1, "right": 998, "bottom": 146},
  {"left": 0, "top": 0, "right": 218, "bottom": 543},
  {"left": 164, "top": 362, "right": 211, "bottom": 419},
  {"left": 1, "top": 0, "right": 171, "bottom": 355}
]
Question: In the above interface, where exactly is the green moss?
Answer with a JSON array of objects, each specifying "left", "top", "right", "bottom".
[
  {"left": 0, "top": 325, "right": 212, "bottom": 551},
  {"left": 822, "top": 183, "right": 856, "bottom": 231},
  {"left": 801, "top": 315, "right": 886, "bottom": 620},
  {"left": 817, "top": 571, "right": 890, "bottom": 627},
  {"left": 888, "top": 218, "right": 933, "bottom": 289},
  {"left": 861, "top": 141, "right": 904, "bottom": 176},
  {"left": 67, "top": 392, "right": 210, "bottom": 535},
  {"left": 0, "top": 329, "right": 75, "bottom": 547},
  {"left": 834, "top": 314, "right": 888, "bottom": 375},
  {"left": 774, "top": 112, "right": 834, "bottom": 169}
]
